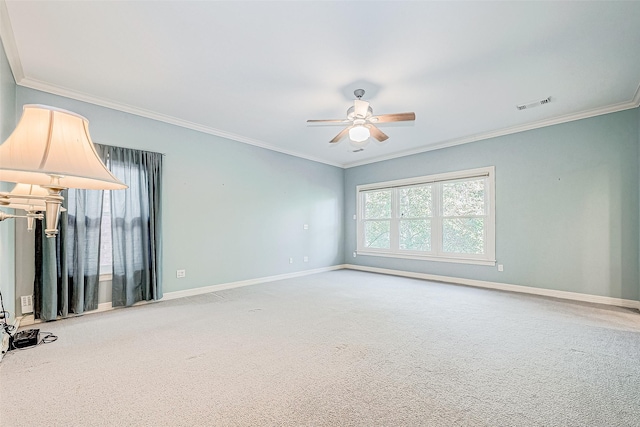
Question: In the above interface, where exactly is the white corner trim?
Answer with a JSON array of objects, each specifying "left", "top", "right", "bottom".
[
  {"left": 344, "top": 264, "right": 640, "bottom": 310},
  {"left": 10, "top": 66, "right": 639, "bottom": 173},
  {"left": 0, "top": 0, "right": 24, "bottom": 84},
  {"left": 14, "top": 77, "right": 343, "bottom": 168},
  {"left": 343, "top": 97, "right": 640, "bottom": 169},
  {"left": 632, "top": 82, "right": 640, "bottom": 107},
  {"left": 162, "top": 265, "right": 346, "bottom": 301}
]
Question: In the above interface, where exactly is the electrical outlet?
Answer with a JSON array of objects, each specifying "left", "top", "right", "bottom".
[
  {"left": 303, "top": 224, "right": 309, "bottom": 230},
  {"left": 497, "top": 264, "right": 504, "bottom": 272},
  {"left": 353, "top": 252, "right": 357, "bottom": 258},
  {"left": 176, "top": 269, "right": 186, "bottom": 278},
  {"left": 21, "top": 295, "right": 33, "bottom": 314},
  {"left": 303, "top": 256, "right": 308, "bottom": 262},
  {"left": 289, "top": 258, "right": 293, "bottom": 264}
]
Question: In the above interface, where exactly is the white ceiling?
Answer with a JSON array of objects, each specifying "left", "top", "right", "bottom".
[{"left": 2, "top": 1, "right": 640, "bottom": 168}]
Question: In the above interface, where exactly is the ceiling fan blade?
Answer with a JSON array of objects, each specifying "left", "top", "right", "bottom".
[
  {"left": 370, "top": 112, "right": 415, "bottom": 123},
  {"left": 367, "top": 125, "right": 389, "bottom": 142},
  {"left": 354, "top": 100, "right": 370, "bottom": 118},
  {"left": 307, "top": 119, "right": 350, "bottom": 124},
  {"left": 330, "top": 126, "right": 352, "bottom": 143}
]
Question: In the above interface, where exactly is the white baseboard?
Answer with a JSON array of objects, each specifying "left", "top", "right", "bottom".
[
  {"left": 162, "top": 265, "right": 347, "bottom": 301},
  {"left": 16, "top": 300, "right": 153, "bottom": 327},
  {"left": 10, "top": 263, "right": 632, "bottom": 342},
  {"left": 344, "top": 264, "right": 640, "bottom": 310},
  {"left": 13, "top": 266, "right": 347, "bottom": 329}
]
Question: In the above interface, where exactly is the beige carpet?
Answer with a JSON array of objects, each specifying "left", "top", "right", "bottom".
[{"left": 1, "top": 270, "right": 639, "bottom": 426}]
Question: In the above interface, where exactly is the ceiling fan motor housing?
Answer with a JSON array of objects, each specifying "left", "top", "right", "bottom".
[
  {"left": 347, "top": 105, "right": 373, "bottom": 120},
  {"left": 307, "top": 88, "right": 414, "bottom": 145}
]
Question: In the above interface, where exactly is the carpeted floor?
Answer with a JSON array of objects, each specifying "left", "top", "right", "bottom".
[{"left": 1, "top": 270, "right": 639, "bottom": 426}]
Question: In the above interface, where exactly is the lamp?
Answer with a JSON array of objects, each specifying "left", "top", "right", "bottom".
[
  {"left": 0, "top": 184, "right": 50, "bottom": 231},
  {"left": 348, "top": 124, "right": 370, "bottom": 142},
  {"left": 0, "top": 208, "right": 44, "bottom": 232},
  {"left": 0, "top": 183, "right": 49, "bottom": 210},
  {"left": 0, "top": 105, "right": 127, "bottom": 237}
]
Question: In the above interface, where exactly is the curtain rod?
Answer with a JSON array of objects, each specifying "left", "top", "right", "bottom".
[{"left": 94, "top": 142, "right": 166, "bottom": 156}]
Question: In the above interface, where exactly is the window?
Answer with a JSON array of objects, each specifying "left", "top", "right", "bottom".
[
  {"left": 99, "top": 190, "right": 112, "bottom": 277},
  {"left": 357, "top": 167, "right": 495, "bottom": 265}
]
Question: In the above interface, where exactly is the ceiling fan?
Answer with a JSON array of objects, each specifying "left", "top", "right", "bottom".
[{"left": 307, "top": 89, "right": 415, "bottom": 145}]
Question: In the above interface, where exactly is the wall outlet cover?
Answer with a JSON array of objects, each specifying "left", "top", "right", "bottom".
[{"left": 20, "top": 295, "right": 34, "bottom": 314}]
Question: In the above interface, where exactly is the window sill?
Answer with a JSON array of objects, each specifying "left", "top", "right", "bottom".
[
  {"left": 99, "top": 273, "right": 113, "bottom": 282},
  {"left": 355, "top": 250, "right": 496, "bottom": 266}
]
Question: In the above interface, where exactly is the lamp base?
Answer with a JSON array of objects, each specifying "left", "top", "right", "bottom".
[{"left": 41, "top": 184, "right": 65, "bottom": 238}]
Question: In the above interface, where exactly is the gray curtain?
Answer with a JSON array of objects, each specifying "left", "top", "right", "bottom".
[
  {"left": 34, "top": 211, "right": 68, "bottom": 321},
  {"left": 36, "top": 184, "right": 104, "bottom": 320},
  {"left": 35, "top": 143, "right": 162, "bottom": 319},
  {"left": 53, "top": 144, "right": 107, "bottom": 318},
  {"left": 36, "top": 145, "right": 108, "bottom": 320},
  {"left": 104, "top": 145, "right": 163, "bottom": 307},
  {"left": 65, "top": 185, "right": 105, "bottom": 313}
]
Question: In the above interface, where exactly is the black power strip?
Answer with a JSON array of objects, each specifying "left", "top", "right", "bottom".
[{"left": 9, "top": 329, "right": 40, "bottom": 350}]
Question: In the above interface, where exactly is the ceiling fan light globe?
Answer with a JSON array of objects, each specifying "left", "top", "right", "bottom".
[{"left": 349, "top": 125, "right": 370, "bottom": 142}]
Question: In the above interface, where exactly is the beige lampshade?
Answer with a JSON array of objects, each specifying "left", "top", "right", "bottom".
[{"left": 0, "top": 104, "right": 127, "bottom": 190}]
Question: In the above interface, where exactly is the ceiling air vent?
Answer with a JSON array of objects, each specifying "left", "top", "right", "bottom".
[{"left": 516, "top": 96, "right": 552, "bottom": 111}]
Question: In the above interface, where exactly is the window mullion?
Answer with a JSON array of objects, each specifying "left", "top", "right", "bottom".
[
  {"left": 432, "top": 183, "right": 442, "bottom": 256},
  {"left": 390, "top": 188, "right": 400, "bottom": 251},
  {"left": 357, "top": 192, "right": 364, "bottom": 251},
  {"left": 355, "top": 166, "right": 495, "bottom": 264}
]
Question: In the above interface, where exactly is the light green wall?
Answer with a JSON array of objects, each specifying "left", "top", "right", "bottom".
[
  {"left": 345, "top": 109, "right": 640, "bottom": 301},
  {"left": 0, "top": 39, "right": 16, "bottom": 323},
  {"left": 3, "top": 44, "right": 640, "bottom": 308},
  {"left": 15, "top": 87, "right": 345, "bottom": 297}
]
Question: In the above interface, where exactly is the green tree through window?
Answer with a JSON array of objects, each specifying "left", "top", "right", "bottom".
[{"left": 357, "top": 167, "right": 495, "bottom": 265}]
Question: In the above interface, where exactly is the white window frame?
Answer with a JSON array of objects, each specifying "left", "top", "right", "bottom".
[
  {"left": 356, "top": 166, "right": 496, "bottom": 266},
  {"left": 99, "top": 189, "right": 113, "bottom": 281}
]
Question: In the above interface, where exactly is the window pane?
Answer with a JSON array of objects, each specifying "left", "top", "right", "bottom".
[
  {"left": 442, "top": 179, "right": 485, "bottom": 217},
  {"left": 99, "top": 190, "right": 112, "bottom": 275},
  {"left": 364, "top": 220, "right": 390, "bottom": 249},
  {"left": 400, "top": 219, "right": 431, "bottom": 251},
  {"left": 364, "top": 190, "right": 391, "bottom": 219},
  {"left": 400, "top": 185, "right": 432, "bottom": 218},
  {"left": 442, "top": 218, "right": 484, "bottom": 254}
]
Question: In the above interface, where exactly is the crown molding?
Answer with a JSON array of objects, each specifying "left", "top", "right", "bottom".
[
  {"left": 0, "top": 1, "right": 340, "bottom": 169},
  {"left": 15, "top": 76, "right": 344, "bottom": 168},
  {"left": 4, "top": 0, "right": 639, "bottom": 173},
  {"left": 0, "top": 0, "right": 24, "bottom": 84},
  {"left": 344, "top": 94, "right": 640, "bottom": 168},
  {"left": 10, "top": 73, "right": 640, "bottom": 171}
]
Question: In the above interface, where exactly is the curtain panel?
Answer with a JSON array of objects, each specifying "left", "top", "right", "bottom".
[
  {"left": 104, "top": 145, "right": 163, "bottom": 306},
  {"left": 34, "top": 212, "right": 68, "bottom": 321},
  {"left": 34, "top": 144, "right": 163, "bottom": 320},
  {"left": 65, "top": 183, "right": 106, "bottom": 313}
]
